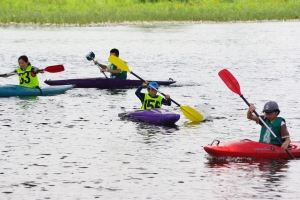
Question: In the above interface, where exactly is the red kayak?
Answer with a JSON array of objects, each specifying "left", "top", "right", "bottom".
[{"left": 204, "top": 139, "right": 300, "bottom": 159}]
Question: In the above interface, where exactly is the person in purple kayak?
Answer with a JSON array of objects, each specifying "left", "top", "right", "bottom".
[
  {"left": 247, "top": 101, "right": 291, "bottom": 150},
  {"left": 135, "top": 81, "right": 171, "bottom": 110},
  {"left": 93, "top": 48, "right": 127, "bottom": 80}
]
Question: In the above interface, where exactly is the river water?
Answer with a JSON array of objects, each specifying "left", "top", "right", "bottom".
[{"left": 0, "top": 22, "right": 300, "bottom": 199}]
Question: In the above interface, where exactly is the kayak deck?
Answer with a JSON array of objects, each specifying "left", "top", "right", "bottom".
[
  {"left": 44, "top": 77, "right": 176, "bottom": 89},
  {"left": 204, "top": 139, "right": 300, "bottom": 159},
  {"left": 121, "top": 108, "right": 180, "bottom": 125}
]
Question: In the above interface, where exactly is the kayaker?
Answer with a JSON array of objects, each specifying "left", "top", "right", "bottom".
[
  {"left": 247, "top": 101, "right": 291, "bottom": 150},
  {"left": 0, "top": 55, "right": 44, "bottom": 88},
  {"left": 135, "top": 81, "right": 171, "bottom": 110},
  {"left": 94, "top": 48, "right": 127, "bottom": 79}
]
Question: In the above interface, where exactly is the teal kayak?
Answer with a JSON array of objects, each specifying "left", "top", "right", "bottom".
[{"left": 0, "top": 84, "right": 74, "bottom": 97}]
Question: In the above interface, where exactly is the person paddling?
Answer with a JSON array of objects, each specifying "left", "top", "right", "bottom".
[
  {"left": 135, "top": 81, "right": 171, "bottom": 110},
  {"left": 94, "top": 48, "right": 127, "bottom": 80},
  {"left": 247, "top": 101, "right": 291, "bottom": 150},
  {"left": 0, "top": 55, "right": 44, "bottom": 88}
]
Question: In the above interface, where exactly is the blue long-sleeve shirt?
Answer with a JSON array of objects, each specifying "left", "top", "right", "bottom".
[{"left": 135, "top": 85, "right": 171, "bottom": 106}]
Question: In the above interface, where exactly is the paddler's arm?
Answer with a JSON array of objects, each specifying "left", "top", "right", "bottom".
[
  {"left": 94, "top": 60, "right": 106, "bottom": 69},
  {"left": 281, "top": 122, "right": 291, "bottom": 150},
  {"left": 162, "top": 95, "right": 171, "bottom": 106},
  {"left": 101, "top": 68, "right": 122, "bottom": 74},
  {"left": 135, "top": 85, "right": 146, "bottom": 103},
  {"left": 97, "top": 63, "right": 122, "bottom": 74},
  {"left": 0, "top": 70, "right": 16, "bottom": 77},
  {"left": 247, "top": 104, "right": 259, "bottom": 123}
]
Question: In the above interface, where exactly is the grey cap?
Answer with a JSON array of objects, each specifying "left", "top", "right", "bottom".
[{"left": 263, "top": 101, "right": 280, "bottom": 113}]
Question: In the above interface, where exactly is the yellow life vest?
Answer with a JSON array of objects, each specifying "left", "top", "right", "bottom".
[
  {"left": 141, "top": 93, "right": 163, "bottom": 110},
  {"left": 16, "top": 65, "right": 39, "bottom": 88}
]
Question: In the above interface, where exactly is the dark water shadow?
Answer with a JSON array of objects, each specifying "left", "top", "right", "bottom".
[{"left": 103, "top": 88, "right": 128, "bottom": 95}]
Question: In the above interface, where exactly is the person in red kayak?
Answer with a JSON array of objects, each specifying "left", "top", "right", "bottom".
[
  {"left": 135, "top": 81, "right": 171, "bottom": 110},
  {"left": 0, "top": 55, "right": 44, "bottom": 88},
  {"left": 247, "top": 101, "right": 291, "bottom": 150},
  {"left": 93, "top": 48, "right": 127, "bottom": 80}
]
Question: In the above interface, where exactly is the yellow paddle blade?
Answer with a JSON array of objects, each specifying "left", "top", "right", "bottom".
[
  {"left": 180, "top": 105, "right": 204, "bottom": 122},
  {"left": 108, "top": 56, "right": 131, "bottom": 73}
]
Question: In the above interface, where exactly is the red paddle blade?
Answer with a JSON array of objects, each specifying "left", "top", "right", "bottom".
[
  {"left": 218, "top": 69, "right": 242, "bottom": 96},
  {"left": 44, "top": 65, "right": 65, "bottom": 73}
]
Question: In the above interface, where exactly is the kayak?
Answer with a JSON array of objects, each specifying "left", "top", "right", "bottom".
[
  {"left": 124, "top": 108, "right": 180, "bottom": 125},
  {"left": 44, "top": 77, "right": 176, "bottom": 89},
  {"left": 0, "top": 84, "right": 74, "bottom": 97},
  {"left": 204, "top": 139, "right": 300, "bottom": 159}
]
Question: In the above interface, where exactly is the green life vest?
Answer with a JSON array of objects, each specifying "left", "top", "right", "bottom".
[
  {"left": 16, "top": 65, "right": 39, "bottom": 88},
  {"left": 141, "top": 93, "right": 163, "bottom": 110},
  {"left": 108, "top": 63, "right": 127, "bottom": 79},
  {"left": 259, "top": 117, "right": 285, "bottom": 145}
]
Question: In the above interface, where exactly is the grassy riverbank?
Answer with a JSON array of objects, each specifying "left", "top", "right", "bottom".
[{"left": 1, "top": 0, "right": 299, "bottom": 25}]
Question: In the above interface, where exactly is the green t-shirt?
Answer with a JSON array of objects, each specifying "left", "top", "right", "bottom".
[
  {"left": 108, "top": 63, "right": 127, "bottom": 80},
  {"left": 259, "top": 117, "right": 285, "bottom": 145}
]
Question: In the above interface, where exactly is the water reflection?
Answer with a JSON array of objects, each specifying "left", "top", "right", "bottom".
[
  {"left": 103, "top": 88, "right": 128, "bottom": 95},
  {"left": 206, "top": 158, "right": 290, "bottom": 184},
  {"left": 18, "top": 96, "right": 38, "bottom": 101}
]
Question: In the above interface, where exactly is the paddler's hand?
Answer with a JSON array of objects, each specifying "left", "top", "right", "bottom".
[
  {"left": 31, "top": 68, "right": 44, "bottom": 76},
  {"left": 248, "top": 105, "right": 256, "bottom": 113},
  {"left": 94, "top": 60, "right": 99, "bottom": 65},
  {"left": 165, "top": 94, "right": 170, "bottom": 99},
  {"left": 281, "top": 138, "right": 291, "bottom": 150},
  {"left": 100, "top": 68, "right": 106, "bottom": 73},
  {"left": 142, "top": 81, "right": 149, "bottom": 87}
]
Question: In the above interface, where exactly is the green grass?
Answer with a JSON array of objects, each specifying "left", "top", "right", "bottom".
[{"left": 0, "top": 0, "right": 299, "bottom": 25}]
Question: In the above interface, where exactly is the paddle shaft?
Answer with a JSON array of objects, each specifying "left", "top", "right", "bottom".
[
  {"left": 131, "top": 71, "right": 181, "bottom": 106},
  {"left": 0, "top": 65, "right": 64, "bottom": 77},
  {"left": 16, "top": 69, "right": 43, "bottom": 75},
  {"left": 1, "top": 70, "right": 44, "bottom": 76}
]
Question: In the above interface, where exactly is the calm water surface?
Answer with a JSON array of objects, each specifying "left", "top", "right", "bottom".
[{"left": 0, "top": 22, "right": 300, "bottom": 199}]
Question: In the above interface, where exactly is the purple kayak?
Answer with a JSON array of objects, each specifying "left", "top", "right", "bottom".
[
  {"left": 126, "top": 108, "right": 180, "bottom": 125},
  {"left": 44, "top": 77, "right": 176, "bottom": 89}
]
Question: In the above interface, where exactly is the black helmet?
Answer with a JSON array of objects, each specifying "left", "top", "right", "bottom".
[{"left": 263, "top": 101, "right": 280, "bottom": 113}]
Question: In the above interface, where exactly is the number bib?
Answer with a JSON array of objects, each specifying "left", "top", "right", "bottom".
[
  {"left": 16, "top": 65, "right": 39, "bottom": 88},
  {"left": 141, "top": 93, "right": 163, "bottom": 110}
]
